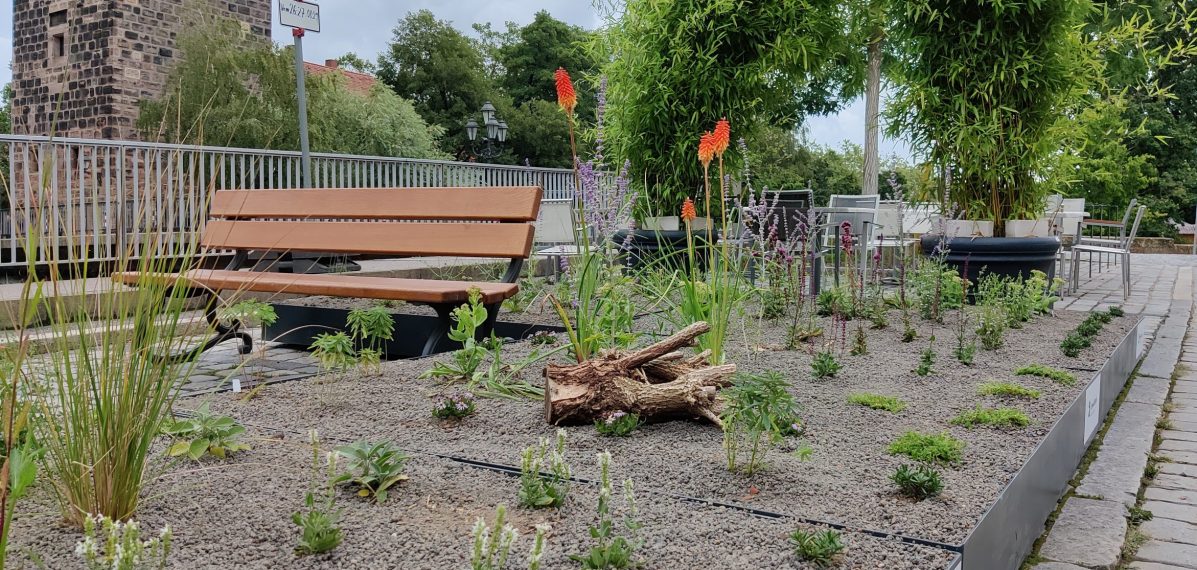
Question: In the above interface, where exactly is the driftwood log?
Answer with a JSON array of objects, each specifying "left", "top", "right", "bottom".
[{"left": 543, "top": 322, "right": 736, "bottom": 427}]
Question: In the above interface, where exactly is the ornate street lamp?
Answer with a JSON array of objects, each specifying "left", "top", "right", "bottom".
[{"left": 465, "top": 101, "right": 508, "bottom": 160}]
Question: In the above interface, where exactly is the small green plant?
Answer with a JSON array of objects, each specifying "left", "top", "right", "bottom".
[
  {"left": 891, "top": 464, "right": 944, "bottom": 500},
  {"left": 790, "top": 528, "right": 845, "bottom": 567},
  {"left": 758, "top": 287, "right": 789, "bottom": 320},
  {"left": 218, "top": 299, "right": 278, "bottom": 327},
  {"left": 310, "top": 332, "right": 357, "bottom": 372},
  {"left": 1015, "top": 364, "right": 1076, "bottom": 386},
  {"left": 75, "top": 513, "right": 172, "bottom": 570},
  {"left": 293, "top": 432, "right": 343, "bottom": 555},
  {"left": 347, "top": 304, "right": 395, "bottom": 363},
  {"left": 475, "top": 336, "right": 565, "bottom": 400},
  {"left": 595, "top": 411, "right": 642, "bottom": 437},
  {"left": 570, "top": 452, "right": 642, "bottom": 570},
  {"left": 951, "top": 405, "right": 1031, "bottom": 429},
  {"left": 469, "top": 504, "right": 549, "bottom": 570},
  {"left": 1060, "top": 332, "right": 1090, "bottom": 357},
  {"left": 888, "top": 431, "right": 965, "bottom": 465},
  {"left": 978, "top": 381, "right": 1040, "bottom": 400},
  {"left": 529, "top": 331, "right": 558, "bottom": 346},
  {"left": 976, "top": 303, "right": 1007, "bottom": 350},
  {"left": 1128, "top": 506, "right": 1153, "bottom": 525},
  {"left": 432, "top": 392, "right": 477, "bottom": 420},
  {"left": 721, "top": 371, "right": 802, "bottom": 475},
  {"left": 518, "top": 430, "right": 571, "bottom": 509},
  {"left": 334, "top": 440, "right": 410, "bottom": 503},
  {"left": 847, "top": 393, "right": 906, "bottom": 413},
  {"left": 161, "top": 402, "right": 250, "bottom": 460},
  {"left": 912, "top": 260, "right": 964, "bottom": 322},
  {"left": 915, "top": 335, "right": 936, "bottom": 376},
  {"left": 422, "top": 287, "right": 491, "bottom": 382},
  {"left": 1108, "top": 306, "right": 1125, "bottom": 317},
  {"left": 954, "top": 341, "right": 976, "bottom": 365},
  {"left": 815, "top": 287, "right": 853, "bottom": 318},
  {"left": 869, "top": 293, "right": 889, "bottom": 329},
  {"left": 850, "top": 326, "right": 868, "bottom": 355},
  {"left": 811, "top": 351, "right": 842, "bottom": 379}
]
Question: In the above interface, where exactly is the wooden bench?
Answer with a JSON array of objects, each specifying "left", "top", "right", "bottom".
[{"left": 114, "top": 186, "right": 542, "bottom": 359}]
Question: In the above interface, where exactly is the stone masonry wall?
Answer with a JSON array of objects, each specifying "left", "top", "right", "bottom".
[{"left": 11, "top": 0, "right": 271, "bottom": 140}]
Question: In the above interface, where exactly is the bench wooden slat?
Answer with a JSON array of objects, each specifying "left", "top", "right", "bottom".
[
  {"left": 114, "top": 270, "right": 519, "bottom": 304},
  {"left": 200, "top": 220, "right": 535, "bottom": 259},
  {"left": 209, "top": 187, "right": 542, "bottom": 221}
]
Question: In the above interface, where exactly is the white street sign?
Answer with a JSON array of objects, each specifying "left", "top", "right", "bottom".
[{"left": 279, "top": 0, "right": 321, "bottom": 32}]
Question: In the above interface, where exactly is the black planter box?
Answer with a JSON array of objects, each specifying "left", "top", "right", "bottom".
[
  {"left": 611, "top": 228, "right": 712, "bottom": 273},
  {"left": 263, "top": 303, "right": 566, "bottom": 359},
  {"left": 922, "top": 235, "right": 1061, "bottom": 282}
]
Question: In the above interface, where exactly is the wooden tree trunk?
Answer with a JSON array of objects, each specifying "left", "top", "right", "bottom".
[{"left": 543, "top": 322, "right": 736, "bottom": 427}]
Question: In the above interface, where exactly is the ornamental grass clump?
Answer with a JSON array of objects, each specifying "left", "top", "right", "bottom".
[{"left": 891, "top": 464, "right": 944, "bottom": 501}]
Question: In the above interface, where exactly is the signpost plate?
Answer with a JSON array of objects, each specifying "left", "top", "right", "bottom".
[{"left": 279, "top": 0, "right": 320, "bottom": 32}]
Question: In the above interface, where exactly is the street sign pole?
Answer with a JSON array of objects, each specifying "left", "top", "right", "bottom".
[
  {"left": 279, "top": 0, "right": 320, "bottom": 188},
  {"left": 292, "top": 27, "right": 312, "bottom": 188}
]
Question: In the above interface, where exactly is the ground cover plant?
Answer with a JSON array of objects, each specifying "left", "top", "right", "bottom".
[
  {"left": 847, "top": 393, "right": 906, "bottom": 413},
  {"left": 888, "top": 432, "right": 965, "bottom": 465},
  {"left": 519, "top": 430, "right": 571, "bottom": 509},
  {"left": 595, "top": 411, "right": 642, "bottom": 437},
  {"left": 950, "top": 406, "right": 1032, "bottom": 429},
  {"left": 1061, "top": 307, "right": 1121, "bottom": 357},
  {"left": 334, "top": 440, "right": 411, "bottom": 503},
  {"left": 162, "top": 402, "right": 250, "bottom": 460},
  {"left": 1016, "top": 364, "right": 1077, "bottom": 386},
  {"left": 791, "top": 528, "right": 845, "bottom": 567},
  {"left": 721, "top": 371, "right": 802, "bottom": 475},
  {"left": 978, "top": 381, "right": 1041, "bottom": 400}
]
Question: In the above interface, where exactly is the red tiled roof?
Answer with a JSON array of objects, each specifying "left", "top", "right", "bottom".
[{"left": 304, "top": 60, "right": 377, "bottom": 96}]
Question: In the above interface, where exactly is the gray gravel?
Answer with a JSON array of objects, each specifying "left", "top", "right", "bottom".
[
  {"left": 187, "top": 307, "right": 1132, "bottom": 547},
  {"left": 7, "top": 427, "right": 955, "bottom": 569}
]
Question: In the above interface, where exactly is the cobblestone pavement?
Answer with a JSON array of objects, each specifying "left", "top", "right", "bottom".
[{"left": 179, "top": 327, "right": 321, "bottom": 397}]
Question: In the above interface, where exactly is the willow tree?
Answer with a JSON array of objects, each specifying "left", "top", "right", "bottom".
[
  {"left": 602, "top": 0, "right": 849, "bottom": 217},
  {"left": 887, "top": 0, "right": 1092, "bottom": 229}
]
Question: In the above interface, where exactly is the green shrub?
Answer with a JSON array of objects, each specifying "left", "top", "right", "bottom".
[
  {"left": 811, "top": 351, "right": 842, "bottom": 379},
  {"left": 951, "top": 406, "right": 1031, "bottom": 429},
  {"left": 976, "top": 304, "right": 1008, "bottom": 350},
  {"left": 1060, "top": 332, "right": 1090, "bottom": 357},
  {"left": 888, "top": 431, "right": 965, "bottom": 465},
  {"left": 847, "top": 393, "right": 907, "bottom": 413},
  {"left": 1016, "top": 364, "right": 1076, "bottom": 386},
  {"left": 816, "top": 287, "right": 854, "bottom": 318},
  {"left": 891, "top": 464, "right": 944, "bottom": 500},
  {"left": 518, "top": 430, "right": 571, "bottom": 509},
  {"left": 722, "top": 372, "right": 802, "bottom": 475},
  {"left": 334, "top": 441, "right": 410, "bottom": 503},
  {"left": 978, "top": 382, "right": 1041, "bottom": 400}
]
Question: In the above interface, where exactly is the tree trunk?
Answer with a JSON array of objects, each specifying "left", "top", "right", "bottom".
[
  {"left": 543, "top": 322, "right": 736, "bottom": 427},
  {"left": 862, "top": 33, "right": 883, "bottom": 196}
]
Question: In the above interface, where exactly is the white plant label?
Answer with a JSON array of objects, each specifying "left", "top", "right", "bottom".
[
  {"left": 232, "top": 378, "right": 242, "bottom": 393},
  {"left": 1084, "top": 376, "right": 1101, "bottom": 444},
  {"left": 279, "top": 0, "right": 321, "bottom": 32}
]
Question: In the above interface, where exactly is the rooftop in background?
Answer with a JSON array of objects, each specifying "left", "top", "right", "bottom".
[{"left": 304, "top": 59, "right": 377, "bottom": 96}]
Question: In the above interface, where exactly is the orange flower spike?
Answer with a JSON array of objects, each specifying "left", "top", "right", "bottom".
[
  {"left": 681, "top": 197, "right": 697, "bottom": 223},
  {"left": 712, "top": 118, "right": 731, "bottom": 157},
  {"left": 697, "top": 131, "right": 716, "bottom": 168},
  {"left": 554, "top": 67, "right": 577, "bottom": 115}
]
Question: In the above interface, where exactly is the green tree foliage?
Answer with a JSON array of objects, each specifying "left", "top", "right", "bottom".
[
  {"left": 746, "top": 127, "right": 863, "bottom": 204},
  {"left": 498, "top": 11, "right": 598, "bottom": 113},
  {"left": 602, "top": 0, "right": 850, "bottom": 215},
  {"left": 888, "top": 0, "right": 1092, "bottom": 227},
  {"left": 138, "top": 16, "right": 444, "bottom": 159},
  {"left": 377, "top": 10, "right": 493, "bottom": 159}
]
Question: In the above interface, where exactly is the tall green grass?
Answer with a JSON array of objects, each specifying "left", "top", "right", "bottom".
[{"left": 12, "top": 146, "right": 214, "bottom": 527}]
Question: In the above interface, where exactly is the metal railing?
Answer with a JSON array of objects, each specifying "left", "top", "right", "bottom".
[{"left": 0, "top": 134, "right": 579, "bottom": 267}]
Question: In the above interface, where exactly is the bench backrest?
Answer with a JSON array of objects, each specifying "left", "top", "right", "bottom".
[{"left": 202, "top": 186, "right": 543, "bottom": 259}]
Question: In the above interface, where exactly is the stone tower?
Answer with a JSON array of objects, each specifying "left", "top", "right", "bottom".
[{"left": 10, "top": 0, "right": 272, "bottom": 140}]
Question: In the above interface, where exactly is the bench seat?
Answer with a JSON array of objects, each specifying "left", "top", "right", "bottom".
[{"left": 114, "top": 269, "right": 519, "bottom": 305}]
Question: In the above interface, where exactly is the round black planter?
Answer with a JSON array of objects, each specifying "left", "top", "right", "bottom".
[
  {"left": 920, "top": 235, "right": 1061, "bottom": 283},
  {"left": 611, "top": 229, "right": 712, "bottom": 272}
]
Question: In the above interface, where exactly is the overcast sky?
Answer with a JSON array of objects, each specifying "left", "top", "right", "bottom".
[{"left": 1, "top": 0, "right": 911, "bottom": 159}]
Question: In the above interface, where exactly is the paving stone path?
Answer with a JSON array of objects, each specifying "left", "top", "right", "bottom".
[
  {"left": 1035, "top": 254, "right": 1197, "bottom": 570},
  {"left": 179, "top": 326, "right": 321, "bottom": 397}
]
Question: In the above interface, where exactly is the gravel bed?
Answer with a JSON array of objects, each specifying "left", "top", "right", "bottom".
[
  {"left": 193, "top": 307, "right": 1133, "bottom": 546},
  {"left": 8, "top": 427, "right": 955, "bottom": 569}
]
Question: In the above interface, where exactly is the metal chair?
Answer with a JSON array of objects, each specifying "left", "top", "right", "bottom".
[
  {"left": 1070, "top": 205, "right": 1146, "bottom": 299},
  {"left": 822, "top": 194, "right": 880, "bottom": 286}
]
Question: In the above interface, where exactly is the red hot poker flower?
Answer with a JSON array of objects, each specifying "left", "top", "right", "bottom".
[
  {"left": 554, "top": 67, "right": 577, "bottom": 114},
  {"left": 697, "top": 131, "right": 716, "bottom": 167},
  {"left": 681, "top": 197, "right": 698, "bottom": 222},
  {"left": 712, "top": 118, "right": 731, "bottom": 157}
]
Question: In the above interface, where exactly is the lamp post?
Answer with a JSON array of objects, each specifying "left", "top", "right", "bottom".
[{"left": 464, "top": 101, "right": 508, "bottom": 160}]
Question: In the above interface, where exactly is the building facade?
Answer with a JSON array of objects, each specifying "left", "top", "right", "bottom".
[{"left": 10, "top": 0, "right": 272, "bottom": 140}]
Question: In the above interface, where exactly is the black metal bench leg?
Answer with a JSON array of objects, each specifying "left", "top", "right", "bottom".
[
  {"left": 477, "top": 303, "right": 501, "bottom": 341},
  {"left": 421, "top": 303, "right": 455, "bottom": 357},
  {"left": 150, "top": 293, "right": 252, "bottom": 364}
]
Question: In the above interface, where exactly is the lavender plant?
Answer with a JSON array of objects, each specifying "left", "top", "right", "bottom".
[
  {"left": 518, "top": 430, "right": 571, "bottom": 509},
  {"left": 570, "top": 452, "right": 642, "bottom": 569}
]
